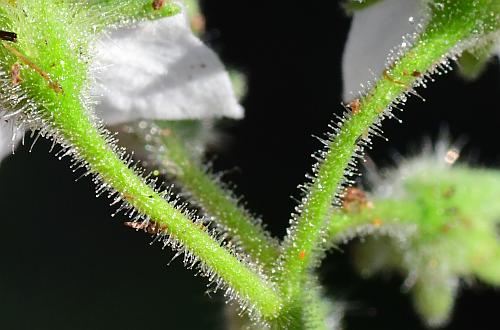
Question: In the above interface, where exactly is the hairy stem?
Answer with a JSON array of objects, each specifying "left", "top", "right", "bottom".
[
  {"left": 136, "top": 120, "right": 280, "bottom": 267},
  {"left": 327, "top": 199, "right": 421, "bottom": 243},
  {"left": 0, "top": 0, "right": 282, "bottom": 318},
  {"left": 275, "top": 0, "right": 499, "bottom": 324},
  {"left": 84, "top": 0, "right": 181, "bottom": 27},
  {"left": 49, "top": 103, "right": 282, "bottom": 317}
]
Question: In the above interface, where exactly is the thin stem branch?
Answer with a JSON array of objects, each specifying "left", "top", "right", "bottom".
[
  {"left": 327, "top": 199, "right": 421, "bottom": 244},
  {"left": 0, "top": 0, "right": 282, "bottom": 318},
  {"left": 136, "top": 121, "right": 279, "bottom": 267},
  {"left": 52, "top": 106, "right": 282, "bottom": 317}
]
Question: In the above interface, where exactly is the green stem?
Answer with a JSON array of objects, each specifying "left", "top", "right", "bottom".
[
  {"left": 50, "top": 104, "right": 282, "bottom": 317},
  {"left": 85, "top": 0, "right": 181, "bottom": 27},
  {"left": 327, "top": 199, "right": 421, "bottom": 243},
  {"left": 138, "top": 121, "right": 280, "bottom": 267},
  {"left": 0, "top": 0, "right": 281, "bottom": 318},
  {"left": 275, "top": 0, "right": 499, "bottom": 322}
]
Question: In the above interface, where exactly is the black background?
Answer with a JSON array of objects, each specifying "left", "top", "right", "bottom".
[{"left": 0, "top": 1, "right": 499, "bottom": 329}]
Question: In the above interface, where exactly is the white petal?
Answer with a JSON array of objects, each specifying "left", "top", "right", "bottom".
[
  {"left": 0, "top": 120, "right": 22, "bottom": 163},
  {"left": 91, "top": 10, "right": 244, "bottom": 125},
  {"left": 342, "top": 0, "right": 425, "bottom": 102}
]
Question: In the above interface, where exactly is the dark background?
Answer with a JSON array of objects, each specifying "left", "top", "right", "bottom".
[{"left": 0, "top": 1, "right": 499, "bottom": 329}]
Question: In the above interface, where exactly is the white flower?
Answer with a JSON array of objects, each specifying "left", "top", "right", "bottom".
[
  {"left": 0, "top": 121, "right": 18, "bottom": 162},
  {"left": 0, "top": 8, "right": 243, "bottom": 163},
  {"left": 91, "top": 9, "right": 243, "bottom": 124}
]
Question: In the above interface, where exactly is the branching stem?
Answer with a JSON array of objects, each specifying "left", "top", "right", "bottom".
[
  {"left": 275, "top": 0, "right": 499, "bottom": 323},
  {"left": 52, "top": 104, "right": 282, "bottom": 317}
]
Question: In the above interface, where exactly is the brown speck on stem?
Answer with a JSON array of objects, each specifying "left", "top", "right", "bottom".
[
  {"left": 342, "top": 187, "right": 371, "bottom": 213},
  {"left": 11, "top": 63, "right": 22, "bottom": 86},
  {"left": 412, "top": 70, "right": 422, "bottom": 77},
  {"left": 125, "top": 221, "right": 168, "bottom": 235},
  {"left": 152, "top": 0, "right": 165, "bottom": 10},
  {"left": 441, "top": 223, "right": 452, "bottom": 233},
  {"left": 298, "top": 250, "right": 306, "bottom": 260},
  {"left": 124, "top": 220, "right": 167, "bottom": 234},
  {"left": 349, "top": 98, "right": 361, "bottom": 115},
  {"left": 123, "top": 193, "right": 135, "bottom": 201}
]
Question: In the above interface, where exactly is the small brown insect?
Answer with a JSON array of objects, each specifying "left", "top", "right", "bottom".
[
  {"left": 412, "top": 70, "right": 422, "bottom": 77},
  {"left": 125, "top": 220, "right": 167, "bottom": 234},
  {"left": 298, "top": 250, "right": 306, "bottom": 260},
  {"left": 123, "top": 193, "right": 135, "bottom": 201},
  {"left": 342, "top": 187, "right": 371, "bottom": 213},
  {"left": 152, "top": 0, "right": 166, "bottom": 10},
  {"left": 0, "top": 30, "right": 17, "bottom": 42},
  {"left": 11, "top": 63, "right": 22, "bottom": 86},
  {"left": 349, "top": 98, "right": 361, "bottom": 115}
]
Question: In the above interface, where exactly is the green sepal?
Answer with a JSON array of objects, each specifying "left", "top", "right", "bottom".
[
  {"left": 412, "top": 276, "right": 457, "bottom": 327},
  {"left": 345, "top": 165, "right": 500, "bottom": 327},
  {"left": 457, "top": 47, "right": 494, "bottom": 81}
]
